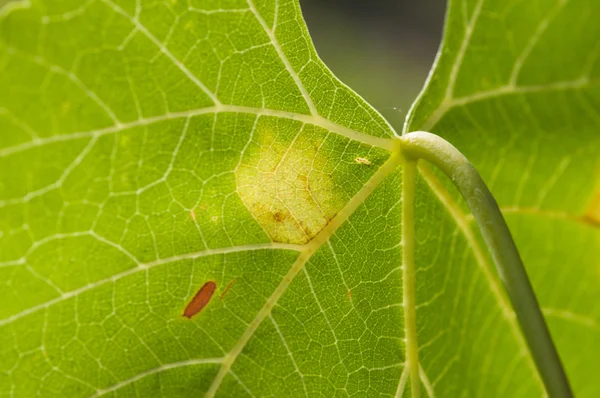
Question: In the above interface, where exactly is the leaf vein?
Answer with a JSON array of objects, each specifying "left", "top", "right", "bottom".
[
  {"left": 246, "top": 0, "right": 318, "bottom": 116},
  {"left": 100, "top": 0, "right": 220, "bottom": 105},
  {"left": 89, "top": 358, "right": 224, "bottom": 398},
  {"left": 0, "top": 105, "right": 394, "bottom": 160}
]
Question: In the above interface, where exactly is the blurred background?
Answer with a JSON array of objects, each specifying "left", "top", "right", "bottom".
[
  {"left": 0, "top": 0, "right": 448, "bottom": 131},
  {"left": 300, "top": 0, "right": 447, "bottom": 130}
]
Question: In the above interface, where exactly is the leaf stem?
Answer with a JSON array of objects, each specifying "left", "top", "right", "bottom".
[
  {"left": 401, "top": 157, "right": 420, "bottom": 398},
  {"left": 397, "top": 131, "right": 573, "bottom": 398}
]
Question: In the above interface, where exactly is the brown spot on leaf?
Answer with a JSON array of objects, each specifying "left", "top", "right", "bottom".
[
  {"left": 183, "top": 281, "right": 216, "bottom": 319},
  {"left": 220, "top": 279, "right": 235, "bottom": 300},
  {"left": 347, "top": 289, "right": 352, "bottom": 300}
]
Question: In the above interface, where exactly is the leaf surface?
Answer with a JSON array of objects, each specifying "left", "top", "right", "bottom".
[
  {"left": 406, "top": 0, "right": 600, "bottom": 396},
  {"left": 0, "top": 0, "right": 598, "bottom": 397}
]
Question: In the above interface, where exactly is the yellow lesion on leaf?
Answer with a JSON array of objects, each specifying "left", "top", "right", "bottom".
[{"left": 236, "top": 124, "right": 344, "bottom": 244}]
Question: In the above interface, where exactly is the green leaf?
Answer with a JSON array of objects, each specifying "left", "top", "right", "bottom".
[
  {"left": 0, "top": 1, "right": 597, "bottom": 398},
  {"left": 406, "top": 0, "right": 600, "bottom": 396}
]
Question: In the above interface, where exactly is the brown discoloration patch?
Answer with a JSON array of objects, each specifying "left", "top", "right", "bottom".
[
  {"left": 190, "top": 210, "right": 196, "bottom": 222},
  {"left": 347, "top": 289, "right": 352, "bottom": 301},
  {"left": 235, "top": 123, "right": 345, "bottom": 244},
  {"left": 220, "top": 279, "right": 235, "bottom": 300},
  {"left": 183, "top": 281, "right": 216, "bottom": 319}
]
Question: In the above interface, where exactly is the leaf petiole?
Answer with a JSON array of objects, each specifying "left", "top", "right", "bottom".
[{"left": 397, "top": 131, "right": 573, "bottom": 398}]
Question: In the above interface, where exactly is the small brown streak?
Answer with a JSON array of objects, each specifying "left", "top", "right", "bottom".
[
  {"left": 584, "top": 190, "right": 600, "bottom": 226},
  {"left": 347, "top": 289, "right": 352, "bottom": 300},
  {"left": 220, "top": 279, "right": 235, "bottom": 300},
  {"left": 354, "top": 157, "right": 372, "bottom": 165},
  {"left": 183, "top": 281, "right": 216, "bottom": 319},
  {"left": 582, "top": 214, "right": 600, "bottom": 228}
]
